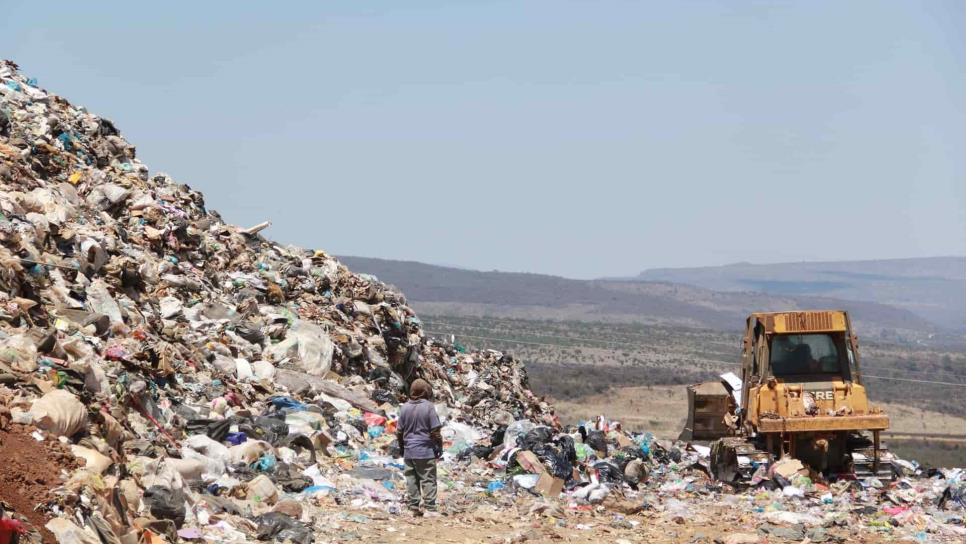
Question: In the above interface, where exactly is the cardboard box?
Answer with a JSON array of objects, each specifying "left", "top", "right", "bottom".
[
  {"left": 534, "top": 472, "right": 564, "bottom": 497},
  {"left": 615, "top": 433, "right": 636, "bottom": 449},
  {"left": 515, "top": 450, "right": 547, "bottom": 474}
]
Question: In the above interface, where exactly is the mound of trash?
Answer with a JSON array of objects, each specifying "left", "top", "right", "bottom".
[
  {"left": 0, "top": 60, "right": 553, "bottom": 542},
  {"left": 1, "top": 60, "right": 963, "bottom": 544}
]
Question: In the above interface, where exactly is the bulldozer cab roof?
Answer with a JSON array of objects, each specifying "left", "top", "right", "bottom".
[{"left": 748, "top": 310, "right": 850, "bottom": 335}]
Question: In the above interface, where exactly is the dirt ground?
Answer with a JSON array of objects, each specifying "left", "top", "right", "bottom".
[
  {"left": 0, "top": 424, "right": 78, "bottom": 544},
  {"left": 325, "top": 505, "right": 900, "bottom": 544}
]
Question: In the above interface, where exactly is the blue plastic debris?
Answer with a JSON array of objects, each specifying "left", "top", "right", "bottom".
[
  {"left": 255, "top": 453, "right": 277, "bottom": 472},
  {"left": 225, "top": 432, "right": 247, "bottom": 445},
  {"left": 270, "top": 396, "right": 307, "bottom": 411}
]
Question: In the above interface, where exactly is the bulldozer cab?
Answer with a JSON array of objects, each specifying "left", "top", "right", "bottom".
[
  {"left": 739, "top": 310, "right": 873, "bottom": 424},
  {"left": 766, "top": 332, "right": 854, "bottom": 380}
]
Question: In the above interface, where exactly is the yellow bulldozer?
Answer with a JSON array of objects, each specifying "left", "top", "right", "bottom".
[{"left": 683, "top": 310, "right": 894, "bottom": 482}]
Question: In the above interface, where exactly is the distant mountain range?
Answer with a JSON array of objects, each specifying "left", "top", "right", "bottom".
[
  {"left": 637, "top": 257, "right": 966, "bottom": 330},
  {"left": 338, "top": 256, "right": 948, "bottom": 342}
]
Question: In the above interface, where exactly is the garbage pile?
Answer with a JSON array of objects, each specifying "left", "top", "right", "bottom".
[
  {"left": 0, "top": 60, "right": 552, "bottom": 543},
  {"left": 1, "top": 60, "right": 964, "bottom": 544},
  {"left": 479, "top": 417, "right": 965, "bottom": 542}
]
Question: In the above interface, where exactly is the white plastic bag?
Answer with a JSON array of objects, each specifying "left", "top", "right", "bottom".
[
  {"left": 228, "top": 440, "right": 273, "bottom": 465},
  {"left": 266, "top": 320, "right": 333, "bottom": 376},
  {"left": 0, "top": 333, "right": 38, "bottom": 372},
  {"left": 87, "top": 279, "right": 123, "bottom": 324},
  {"left": 246, "top": 474, "right": 278, "bottom": 504},
  {"left": 252, "top": 360, "right": 276, "bottom": 380}
]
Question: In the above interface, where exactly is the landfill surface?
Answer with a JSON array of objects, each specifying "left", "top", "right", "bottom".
[{"left": 0, "top": 59, "right": 964, "bottom": 543}]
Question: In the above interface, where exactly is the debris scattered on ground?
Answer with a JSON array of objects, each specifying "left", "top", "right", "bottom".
[{"left": 0, "top": 59, "right": 964, "bottom": 543}]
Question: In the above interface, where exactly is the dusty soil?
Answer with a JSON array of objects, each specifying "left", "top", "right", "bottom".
[
  {"left": 325, "top": 505, "right": 900, "bottom": 544},
  {"left": 0, "top": 424, "right": 78, "bottom": 544}
]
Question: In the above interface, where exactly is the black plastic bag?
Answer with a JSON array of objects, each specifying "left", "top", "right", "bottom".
[
  {"left": 254, "top": 512, "right": 313, "bottom": 543},
  {"left": 556, "top": 435, "right": 577, "bottom": 464},
  {"left": 251, "top": 416, "right": 289, "bottom": 445},
  {"left": 235, "top": 324, "right": 265, "bottom": 345},
  {"left": 518, "top": 426, "right": 554, "bottom": 450},
  {"left": 371, "top": 388, "right": 396, "bottom": 404},
  {"left": 490, "top": 426, "right": 507, "bottom": 446},
  {"left": 274, "top": 462, "right": 313, "bottom": 492},
  {"left": 531, "top": 443, "right": 574, "bottom": 481},
  {"left": 185, "top": 418, "right": 230, "bottom": 442},
  {"left": 280, "top": 434, "right": 317, "bottom": 464},
  {"left": 457, "top": 444, "right": 495, "bottom": 461},
  {"left": 585, "top": 430, "right": 609, "bottom": 456},
  {"left": 277, "top": 528, "right": 314, "bottom": 544},
  {"left": 143, "top": 486, "right": 186, "bottom": 528},
  {"left": 592, "top": 461, "right": 624, "bottom": 485},
  {"left": 367, "top": 367, "right": 392, "bottom": 388}
]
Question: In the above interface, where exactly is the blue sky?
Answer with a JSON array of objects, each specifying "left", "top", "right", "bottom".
[{"left": 3, "top": 1, "right": 964, "bottom": 278}]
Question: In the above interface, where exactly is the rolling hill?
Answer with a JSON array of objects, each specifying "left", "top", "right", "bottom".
[
  {"left": 339, "top": 255, "right": 939, "bottom": 341},
  {"left": 637, "top": 256, "right": 966, "bottom": 330}
]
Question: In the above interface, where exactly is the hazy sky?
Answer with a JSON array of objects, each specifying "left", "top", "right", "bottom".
[{"left": 3, "top": 1, "right": 964, "bottom": 278}]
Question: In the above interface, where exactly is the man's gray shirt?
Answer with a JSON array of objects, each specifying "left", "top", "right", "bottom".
[{"left": 398, "top": 399, "right": 441, "bottom": 460}]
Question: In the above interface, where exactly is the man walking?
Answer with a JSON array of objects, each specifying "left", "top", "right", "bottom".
[{"left": 397, "top": 379, "right": 443, "bottom": 516}]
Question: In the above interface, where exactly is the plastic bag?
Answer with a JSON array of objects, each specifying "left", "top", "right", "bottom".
[
  {"left": 249, "top": 416, "right": 289, "bottom": 445},
  {"left": 164, "top": 457, "right": 206, "bottom": 481},
  {"left": 519, "top": 426, "right": 554, "bottom": 450},
  {"left": 532, "top": 443, "right": 574, "bottom": 481},
  {"left": 556, "top": 435, "right": 577, "bottom": 464},
  {"left": 181, "top": 444, "right": 227, "bottom": 481},
  {"left": 457, "top": 444, "right": 494, "bottom": 461},
  {"left": 142, "top": 486, "right": 187, "bottom": 528},
  {"left": 246, "top": 474, "right": 279, "bottom": 505},
  {"left": 256, "top": 453, "right": 277, "bottom": 472},
  {"left": 574, "top": 442, "right": 593, "bottom": 461},
  {"left": 593, "top": 461, "right": 624, "bottom": 485},
  {"left": 70, "top": 445, "right": 112, "bottom": 475},
  {"left": 370, "top": 389, "right": 396, "bottom": 404},
  {"left": 363, "top": 412, "right": 387, "bottom": 427},
  {"left": 185, "top": 418, "right": 231, "bottom": 442},
  {"left": 87, "top": 279, "right": 123, "bottom": 324},
  {"left": 585, "top": 430, "right": 609, "bottom": 456},
  {"left": 254, "top": 512, "right": 313, "bottom": 544},
  {"left": 184, "top": 434, "right": 230, "bottom": 464},
  {"left": 0, "top": 333, "right": 38, "bottom": 372},
  {"left": 266, "top": 320, "right": 333, "bottom": 377},
  {"left": 228, "top": 440, "right": 274, "bottom": 465},
  {"left": 270, "top": 396, "right": 307, "bottom": 412},
  {"left": 252, "top": 360, "right": 276, "bottom": 380},
  {"left": 273, "top": 462, "right": 313, "bottom": 492},
  {"left": 503, "top": 419, "right": 536, "bottom": 448},
  {"left": 30, "top": 389, "right": 88, "bottom": 437}
]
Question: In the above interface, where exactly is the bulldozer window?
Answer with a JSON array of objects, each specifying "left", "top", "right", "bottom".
[{"left": 768, "top": 333, "right": 844, "bottom": 377}]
